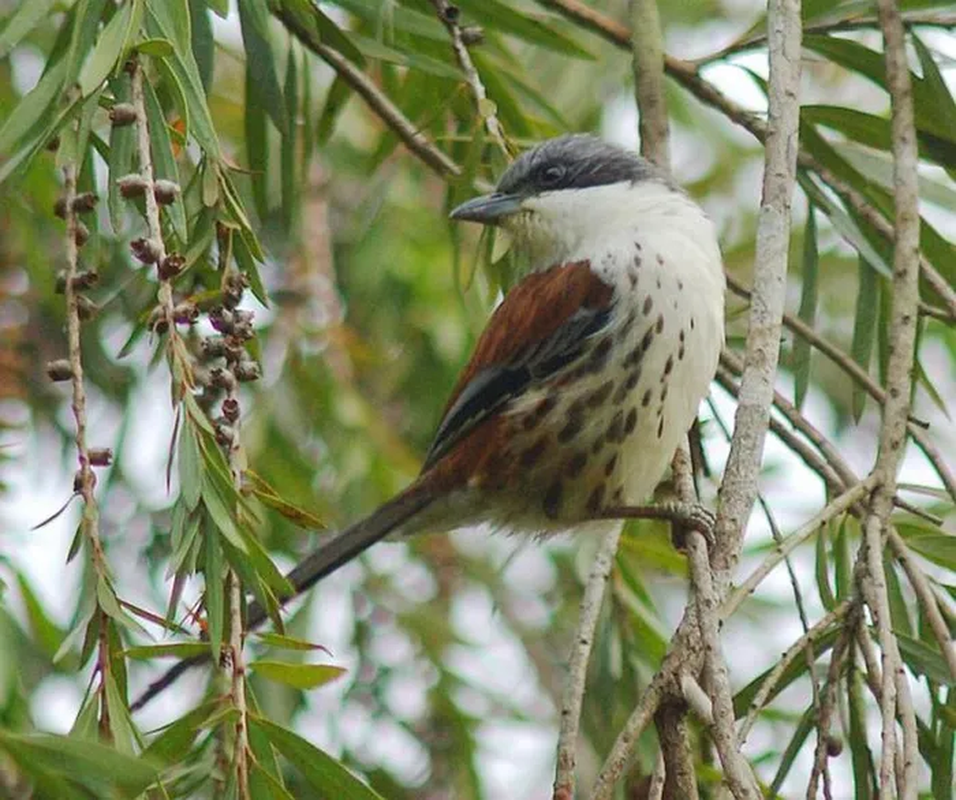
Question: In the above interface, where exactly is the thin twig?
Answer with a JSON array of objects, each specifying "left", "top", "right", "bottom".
[
  {"left": 273, "top": 5, "right": 461, "bottom": 179},
  {"left": 654, "top": 702, "right": 699, "bottom": 800},
  {"left": 429, "top": 0, "right": 509, "bottom": 156},
  {"left": 726, "top": 275, "right": 929, "bottom": 429},
  {"left": 62, "top": 154, "right": 112, "bottom": 740},
  {"left": 630, "top": 0, "right": 669, "bottom": 168},
  {"left": 866, "top": 4, "right": 922, "bottom": 795},
  {"left": 723, "top": 476, "right": 878, "bottom": 619},
  {"left": 227, "top": 569, "right": 251, "bottom": 800},
  {"left": 687, "top": 533, "right": 760, "bottom": 798},
  {"left": 553, "top": 524, "right": 623, "bottom": 800},
  {"left": 889, "top": 529, "right": 956, "bottom": 682},
  {"left": 738, "top": 598, "right": 853, "bottom": 742}
]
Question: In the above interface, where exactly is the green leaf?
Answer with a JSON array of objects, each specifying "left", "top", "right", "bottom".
[
  {"left": 142, "top": 700, "right": 221, "bottom": 764},
  {"left": 124, "top": 641, "right": 211, "bottom": 660},
  {"left": 454, "top": 0, "right": 593, "bottom": 60},
  {"left": 253, "top": 632, "right": 332, "bottom": 653},
  {"left": 107, "top": 73, "right": 136, "bottom": 233},
  {"left": 135, "top": 37, "right": 174, "bottom": 57},
  {"left": 895, "top": 631, "right": 955, "bottom": 685},
  {"left": 770, "top": 705, "right": 816, "bottom": 795},
  {"left": 179, "top": 417, "right": 202, "bottom": 510},
  {"left": 851, "top": 257, "right": 879, "bottom": 421},
  {"left": 0, "top": 731, "right": 159, "bottom": 797},
  {"left": 317, "top": 74, "right": 350, "bottom": 145},
  {"left": 250, "top": 660, "right": 346, "bottom": 689},
  {"left": 141, "top": 76, "right": 188, "bottom": 242},
  {"left": 848, "top": 665, "right": 877, "bottom": 798},
  {"left": 244, "top": 61, "right": 271, "bottom": 222},
  {"left": 78, "top": 0, "right": 142, "bottom": 97},
  {"left": 815, "top": 521, "right": 836, "bottom": 612},
  {"left": 204, "top": 514, "right": 224, "bottom": 662},
  {"left": 0, "top": 0, "right": 56, "bottom": 58},
  {"left": 793, "top": 204, "right": 818, "bottom": 410},
  {"left": 201, "top": 479, "right": 247, "bottom": 553},
  {"left": 281, "top": 41, "right": 299, "bottom": 234},
  {"left": 884, "top": 554, "right": 911, "bottom": 637},
  {"left": 0, "top": 58, "right": 67, "bottom": 158},
  {"left": 902, "top": 534, "right": 956, "bottom": 571},
  {"left": 239, "top": 0, "right": 288, "bottom": 132},
  {"left": 145, "top": 0, "right": 221, "bottom": 157},
  {"left": 351, "top": 34, "right": 462, "bottom": 80},
  {"left": 911, "top": 34, "right": 956, "bottom": 142},
  {"left": 189, "top": 0, "right": 214, "bottom": 91},
  {"left": 251, "top": 717, "right": 386, "bottom": 799},
  {"left": 16, "top": 572, "right": 65, "bottom": 658}
]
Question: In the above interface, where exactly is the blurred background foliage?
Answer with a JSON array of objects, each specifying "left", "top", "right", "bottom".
[{"left": 0, "top": 0, "right": 954, "bottom": 798}]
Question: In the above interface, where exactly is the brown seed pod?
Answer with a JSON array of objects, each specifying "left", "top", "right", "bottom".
[
  {"left": 74, "top": 222, "right": 90, "bottom": 247},
  {"left": 209, "top": 366, "right": 237, "bottom": 391},
  {"left": 221, "top": 397, "right": 240, "bottom": 423},
  {"left": 153, "top": 179, "right": 181, "bottom": 205},
  {"left": 117, "top": 174, "right": 149, "bottom": 198},
  {"left": 214, "top": 422, "right": 235, "bottom": 448},
  {"left": 234, "top": 360, "right": 261, "bottom": 382},
  {"left": 109, "top": 103, "right": 138, "bottom": 126},
  {"left": 46, "top": 359, "right": 74, "bottom": 382},
  {"left": 88, "top": 448, "right": 113, "bottom": 467},
  {"left": 200, "top": 335, "right": 227, "bottom": 360},
  {"left": 158, "top": 252, "right": 185, "bottom": 281},
  {"left": 53, "top": 197, "right": 68, "bottom": 219},
  {"left": 826, "top": 736, "right": 843, "bottom": 758},
  {"left": 173, "top": 302, "right": 199, "bottom": 325},
  {"left": 131, "top": 237, "right": 162, "bottom": 264},
  {"left": 72, "top": 192, "right": 98, "bottom": 213},
  {"left": 208, "top": 306, "right": 234, "bottom": 334}
]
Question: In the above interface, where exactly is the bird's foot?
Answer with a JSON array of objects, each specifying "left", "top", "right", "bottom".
[{"left": 597, "top": 501, "right": 716, "bottom": 550}]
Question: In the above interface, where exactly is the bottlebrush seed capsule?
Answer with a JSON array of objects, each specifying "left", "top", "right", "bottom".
[
  {"left": 117, "top": 174, "right": 149, "bottom": 198},
  {"left": 46, "top": 360, "right": 74, "bottom": 382},
  {"left": 109, "top": 103, "right": 138, "bottom": 126},
  {"left": 131, "top": 237, "right": 161, "bottom": 264},
  {"left": 88, "top": 448, "right": 113, "bottom": 467},
  {"left": 72, "top": 192, "right": 98, "bottom": 213},
  {"left": 153, "top": 179, "right": 181, "bottom": 205}
]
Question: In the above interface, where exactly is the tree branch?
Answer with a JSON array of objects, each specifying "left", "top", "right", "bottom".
[
  {"left": 553, "top": 524, "right": 623, "bottom": 800},
  {"left": 429, "top": 0, "right": 509, "bottom": 156},
  {"left": 630, "top": 0, "right": 669, "bottom": 168}
]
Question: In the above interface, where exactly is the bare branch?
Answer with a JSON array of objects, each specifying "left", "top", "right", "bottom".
[
  {"left": 686, "top": 534, "right": 760, "bottom": 798},
  {"left": 738, "top": 598, "right": 853, "bottom": 742},
  {"left": 553, "top": 524, "right": 623, "bottom": 799},
  {"left": 654, "top": 702, "right": 699, "bottom": 800},
  {"left": 429, "top": 0, "right": 509, "bottom": 156},
  {"left": 723, "top": 476, "right": 877, "bottom": 619},
  {"left": 630, "top": 0, "right": 669, "bottom": 168}
]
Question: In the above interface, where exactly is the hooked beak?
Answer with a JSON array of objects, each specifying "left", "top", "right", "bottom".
[{"left": 450, "top": 192, "right": 522, "bottom": 224}]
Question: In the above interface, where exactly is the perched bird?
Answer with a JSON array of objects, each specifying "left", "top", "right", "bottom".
[{"left": 133, "top": 134, "right": 724, "bottom": 709}]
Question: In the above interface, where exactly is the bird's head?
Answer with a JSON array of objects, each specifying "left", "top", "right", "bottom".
[{"left": 451, "top": 135, "right": 671, "bottom": 268}]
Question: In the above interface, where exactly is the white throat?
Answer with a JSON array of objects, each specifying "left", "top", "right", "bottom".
[{"left": 503, "top": 180, "right": 720, "bottom": 277}]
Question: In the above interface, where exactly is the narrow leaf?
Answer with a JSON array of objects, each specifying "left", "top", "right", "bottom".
[{"left": 794, "top": 203, "right": 818, "bottom": 409}]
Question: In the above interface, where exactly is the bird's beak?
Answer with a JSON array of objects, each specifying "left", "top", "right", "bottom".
[{"left": 450, "top": 192, "right": 522, "bottom": 224}]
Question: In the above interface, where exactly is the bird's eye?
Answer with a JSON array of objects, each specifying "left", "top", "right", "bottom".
[{"left": 538, "top": 164, "right": 566, "bottom": 187}]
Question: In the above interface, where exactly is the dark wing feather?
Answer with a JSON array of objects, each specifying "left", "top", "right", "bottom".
[{"left": 422, "top": 261, "right": 614, "bottom": 471}]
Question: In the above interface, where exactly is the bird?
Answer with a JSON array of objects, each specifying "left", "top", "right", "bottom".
[{"left": 132, "top": 134, "right": 725, "bottom": 710}]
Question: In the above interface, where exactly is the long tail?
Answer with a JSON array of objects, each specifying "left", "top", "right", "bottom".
[{"left": 131, "top": 486, "right": 434, "bottom": 711}]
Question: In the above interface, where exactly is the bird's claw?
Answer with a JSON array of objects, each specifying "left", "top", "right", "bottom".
[{"left": 663, "top": 501, "right": 716, "bottom": 551}]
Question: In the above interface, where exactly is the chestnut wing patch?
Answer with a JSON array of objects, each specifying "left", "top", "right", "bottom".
[{"left": 422, "top": 261, "right": 615, "bottom": 472}]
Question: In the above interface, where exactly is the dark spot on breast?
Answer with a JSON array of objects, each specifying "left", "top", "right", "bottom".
[
  {"left": 629, "top": 269, "right": 639, "bottom": 288},
  {"left": 611, "top": 486, "right": 623, "bottom": 504},
  {"left": 661, "top": 384, "right": 669, "bottom": 402},
  {"left": 591, "top": 436, "right": 605, "bottom": 455},
  {"left": 657, "top": 417, "right": 665, "bottom": 438},
  {"left": 604, "top": 453, "right": 618, "bottom": 476},
  {"left": 634, "top": 241, "right": 643, "bottom": 252},
  {"left": 642, "top": 389, "right": 652, "bottom": 407},
  {"left": 568, "top": 397, "right": 586, "bottom": 418},
  {"left": 656, "top": 276, "right": 662, "bottom": 289},
  {"left": 558, "top": 412, "right": 584, "bottom": 443},
  {"left": 587, "top": 380, "right": 614, "bottom": 408},
  {"left": 606, "top": 410, "right": 625, "bottom": 443},
  {"left": 690, "top": 317, "right": 696, "bottom": 330},
  {"left": 590, "top": 338, "right": 612, "bottom": 369},
  {"left": 586, "top": 483, "right": 606, "bottom": 515},
  {"left": 679, "top": 329, "right": 685, "bottom": 343},
  {"left": 656, "top": 253, "right": 664, "bottom": 266},
  {"left": 624, "top": 345, "right": 642, "bottom": 369},
  {"left": 520, "top": 437, "right": 548, "bottom": 468},
  {"left": 677, "top": 279, "right": 684, "bottom": 291},
  {"left": 544, "top": 481, "right": 563, "bottom": 519},
  {"left": 625, "top": 408, "right": 637, "bottom": 434},
  {"left": 655, "top": 314, "right": 664, "bottom": 334},
  {"left": 566, "top": 452, "right": 587, "bottom": 478},
  {"left": 618, "top": 310, "right": 637, "bottom": 341},
  {"left": 640, "top": 329, "right": 654, "bottom": 354},
  {"left": 678, "top": 345, "right": 685, "bottom": 360},
  {"left": 625, "top": 369, "right": 641, "bottom": 391},
  {"left": 664, "top": 355, "right": 674, "bottom": 376},
  {"left": 642, "top": 295, "right": 653, "bottom": 316}
]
